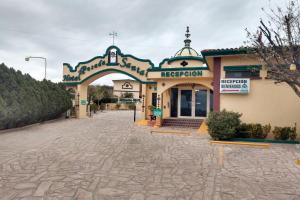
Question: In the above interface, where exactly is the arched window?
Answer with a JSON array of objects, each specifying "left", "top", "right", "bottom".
[{"left": 108, "top": 48, "right": 118, "bottom": 64}]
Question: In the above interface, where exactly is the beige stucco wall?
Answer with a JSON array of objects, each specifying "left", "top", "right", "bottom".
[
  {"left": 112, "top": 79, "right": 140, "bottom": 99},
  {"left": 160, "top": 59, "right": 205, "bottom": 68},
  {"left": 220, "top": 56, "right": 300, "bottom": 132}
]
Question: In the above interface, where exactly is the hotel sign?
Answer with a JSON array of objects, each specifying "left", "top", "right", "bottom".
[
  {"left": 161, "top": 70, "right": 202, "bottom": 78},
  {"left": 220, "top": 78, "right": 250, "bottom": 94}
]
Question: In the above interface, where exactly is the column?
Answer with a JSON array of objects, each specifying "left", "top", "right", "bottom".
[
  {"left": 77, "top": 83, "right": 88, "bottom": 118},
  {"left": 141, "top": 84, "right": 147, "bottom": 120},
  {"left": 213, "top": 57, "right": 221, "bottom": 112}
]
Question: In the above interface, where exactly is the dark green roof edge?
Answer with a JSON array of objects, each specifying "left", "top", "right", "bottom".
[
  {"left": 63, "top": 68, "right": 156, "bottom": 85},
  {"left": 201, "top": 48, "right": 250, "bottom": 58},
  {"left": 64, "top": 45, "right": 155, "bottom": 73}
]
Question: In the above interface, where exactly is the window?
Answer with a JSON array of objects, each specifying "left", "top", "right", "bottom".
[
  {"left": 152, "top": 93, "right": 157, "bottom": 107},
  {"left": 224, "top": 65, "right": 261, "bottom": 79},
  {"left": 225, "top": 70, "right": 260, "bottom": 79}
]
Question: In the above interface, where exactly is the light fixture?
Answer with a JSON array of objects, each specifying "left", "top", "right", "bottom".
[{"left": 290, "top": 63, "right": 297, "bottom": 71}]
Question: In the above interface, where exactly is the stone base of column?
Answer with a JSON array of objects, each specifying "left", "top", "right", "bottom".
[{"left": 154, "top": 117, "right": 162, "bottom": 128}]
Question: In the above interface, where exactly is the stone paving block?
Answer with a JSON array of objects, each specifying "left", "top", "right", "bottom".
[{"left": 0, "top": 111, "right": 299, "bottom": 199}]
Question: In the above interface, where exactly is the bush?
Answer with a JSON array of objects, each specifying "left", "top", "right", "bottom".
[
  {"left": 99, "top": 103, "right": 106, "bottom": 111},
  {"left": 273, "top": 125, "right": 297, "bottom": 140},
  {"left": 128, "top": 103, "right": 136, "bottom": 110},
  {"left": 115, "top": 103, "right": 121, "bottom": 110},
  {"left": 262, "top": 124, "right": 271, "bottom": 138},
  {"left": 236, "top": 123, "right": 270, "bottom": 139},
  {"left": 207, "top": 110, "right": 242, "bottom": 140},
  {"left": 0, "top": 63, "right": 72, "bottom": 129},
  {"left": 90, "top": 104, "right": 97, "bottom": 113},
  {"left": 236, "top": 123, "right": 252, "bottom": 138},
  {"left": 100, "top": 97, "right": 118, "bottom": 104}
]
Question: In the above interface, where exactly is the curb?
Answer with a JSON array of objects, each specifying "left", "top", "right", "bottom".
[
  {"left": 209, "top": 140, "right": 271, "bottom": 148},
  {"left": 151, "top": 130, "right": 191, "bottom": 136}
]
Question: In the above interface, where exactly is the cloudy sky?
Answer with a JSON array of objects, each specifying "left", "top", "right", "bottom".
[{"left": 0, "top": 0, "right": 286, "bottom": 85}]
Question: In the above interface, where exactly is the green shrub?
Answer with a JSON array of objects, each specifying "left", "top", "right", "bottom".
[
  {"left": 90, "top": 104, "right": 98, "bottom": 113},
  {"left": 207, "top": 110, "right": 242, "bottom": 140},
  {"left": 262, "top": 124, "right": 271, "bottom": 138},
  {"left": 99, "top": 103, "right": 105, "bottom": 111},
  {"left": 128, "top": 103, "right": 136, "bottom": 110},
  {"left": 0, "top": 63, "right": 72, "bottom": 129},
  {"left": 148, "top": 105, "right": 155, "bottom": 112},
  {"left": 273, "top": 125, "right": 297, "bottom": 140},
  {"left": 115, "top": 103, "right": 121, "bottom": 110},
  {"left": 236, "top": 123, "right": 251, "bottom": 138},
  {"left": 236, "top": 123, "right": 270, "bottom": 139},
  {"left": 290, "top": 126, "right": 297, "bottom": 141},
  {"left": 250, "top": 123, "right": 265, "bottom": 139}
]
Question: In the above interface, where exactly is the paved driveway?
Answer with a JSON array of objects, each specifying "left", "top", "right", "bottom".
[{"left": 0, "top": 111, "right": 299, "bottom": 200}]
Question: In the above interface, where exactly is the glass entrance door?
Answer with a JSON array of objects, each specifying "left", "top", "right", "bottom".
[
  {"left": 180, "top": 90, "right": 192, "bottom": 117},
  {"left": 195, "top": 89, "right": 207, "bottom": 117},
  {"left": 177, "top": 88, "right": 210, "bottom": 118}
]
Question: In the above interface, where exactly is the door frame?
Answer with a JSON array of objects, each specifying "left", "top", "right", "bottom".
[{"left": 177, "top": 86, "right": 210, "bottom": 119}]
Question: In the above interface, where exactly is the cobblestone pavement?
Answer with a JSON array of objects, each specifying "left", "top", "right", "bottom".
[{"left": 0, "top": 111, "right": 299, "bottom": 200}]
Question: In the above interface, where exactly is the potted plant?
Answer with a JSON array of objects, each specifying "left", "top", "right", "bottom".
[{"left": 148, "top": 105, "right": 156, "bottom": 120}]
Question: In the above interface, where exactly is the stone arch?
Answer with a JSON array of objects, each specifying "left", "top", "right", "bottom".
[
  {"left": 156, "top": 79, "right": 213, "bottom": 95},
  {"left": 63, "top": 46, "right": 156, "bottom": 118}
]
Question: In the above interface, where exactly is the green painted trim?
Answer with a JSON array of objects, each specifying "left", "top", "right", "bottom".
[
  {"left": 64, "top": 45, "right": 154, "bottom": 73},
  {"left": 201, "top": 48, "right": 249, "bottom": 57},
  {"left": 158, "top": 58, "right": 171, "bottom": 68},
  {"left": 224, "top": 65, "right": 262, "bottom": 71},
  {"left": 167, "top": 56, "right": 204, "bottom": 64},
  {"left": 158, "top": 56, "right": 204, "bottom": 68},
  {"left": 148, "top": 66, "right": 209, "bottom": 72},
  {"left": 63, "top": 68, "right": 156, "bottom": 85},
  {"left": 174, "top": 47, "right": 200, "bottom": 57},
  {"left": 228, "top": 138, "right": 300, "bottom": 144}
]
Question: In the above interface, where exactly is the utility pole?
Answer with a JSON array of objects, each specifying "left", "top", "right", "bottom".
[
  {"left": 25, "top": 56, "right": 47, "bottom": 80},
  {"left": 109, "top": 31, "right": 118, "bottom": 45}
]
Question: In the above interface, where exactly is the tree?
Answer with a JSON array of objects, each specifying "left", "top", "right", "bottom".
[
  {"left": 121, "top": 92, "right": 134, "bottom": 98},
  {"left": 246, "top": 0, "right": 300, "bottom": 96},
  {"left": 0, "top": 63, "right": 72, "bottom": 129},
  {"left": 88, "top": 85, "right": 113, "bottom": 105}
]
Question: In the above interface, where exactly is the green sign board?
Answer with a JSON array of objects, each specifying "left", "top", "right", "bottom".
[
  {"left": 153, "top": 108, "right": 162, "bottom": 117},
  {"left": 80, "top": 100, "right": 87, "bottom": 105},
  {"left": 161, "top": 70, "right": 202, "bottom": 78}
]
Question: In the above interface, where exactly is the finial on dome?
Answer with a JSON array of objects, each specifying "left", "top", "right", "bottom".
[{"left": 184, "top": 26, "right": 191, "bottom": 47}]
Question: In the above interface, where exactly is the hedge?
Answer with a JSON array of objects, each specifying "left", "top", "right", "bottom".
[{"left": 0, "top": 63, "right": 72, "bottom": 129}]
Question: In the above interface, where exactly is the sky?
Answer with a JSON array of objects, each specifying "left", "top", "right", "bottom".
[{"left": 0, "top": 0, "right": 287, "bottom": 85}]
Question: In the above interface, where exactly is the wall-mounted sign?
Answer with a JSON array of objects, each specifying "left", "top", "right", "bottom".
[
  {"left": 220, "top": 78, "right": 250, "bottom": 94},
  {"left": 161, "top": 70, "right": 202, "bottom": 78},
  {"left": 153, "top": 108, "right": 162, "bottom": 117},
  {"left": 122, "top": 82, "right": 133, "bottom": 89},
  {"left": 80, "top": 100, "right": 88, "bottom": 105}
]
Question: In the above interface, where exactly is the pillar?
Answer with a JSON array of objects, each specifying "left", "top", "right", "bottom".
[
  {"left": 213, "top": 57, "right": 221, "bottom": 112},
  {"left": 77, "top": 83, "right": 88, "bottom": 118},
  {"left": 141, "top": 84, "right": 147, "bottom": 120},
  {"left": 154, "top": 92, "right": 163, "bottom": 127}
]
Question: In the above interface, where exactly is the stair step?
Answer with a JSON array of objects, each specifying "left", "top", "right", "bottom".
[{"left": 162, "top": 118, "right": 203, "bottom": 128}]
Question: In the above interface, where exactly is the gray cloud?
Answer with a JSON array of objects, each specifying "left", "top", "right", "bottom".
[{"left": 0, "top": 0, "right": 286, "bottom": 84}]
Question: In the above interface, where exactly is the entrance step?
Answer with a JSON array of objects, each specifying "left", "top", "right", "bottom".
[{"left": 162, "top": 118, "right": 203, "bottom": 129}]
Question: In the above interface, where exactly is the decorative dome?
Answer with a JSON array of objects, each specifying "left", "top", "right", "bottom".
[
  {"left": 175, "top": 47, "right": 199, "bottom": 57},
  {"left": 174, "top": 26, "right": 200, "bottom": 57}
]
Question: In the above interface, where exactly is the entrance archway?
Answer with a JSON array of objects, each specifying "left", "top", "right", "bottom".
[{"left": 63, "top": 46, "right": 156, "bottom": 119}]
